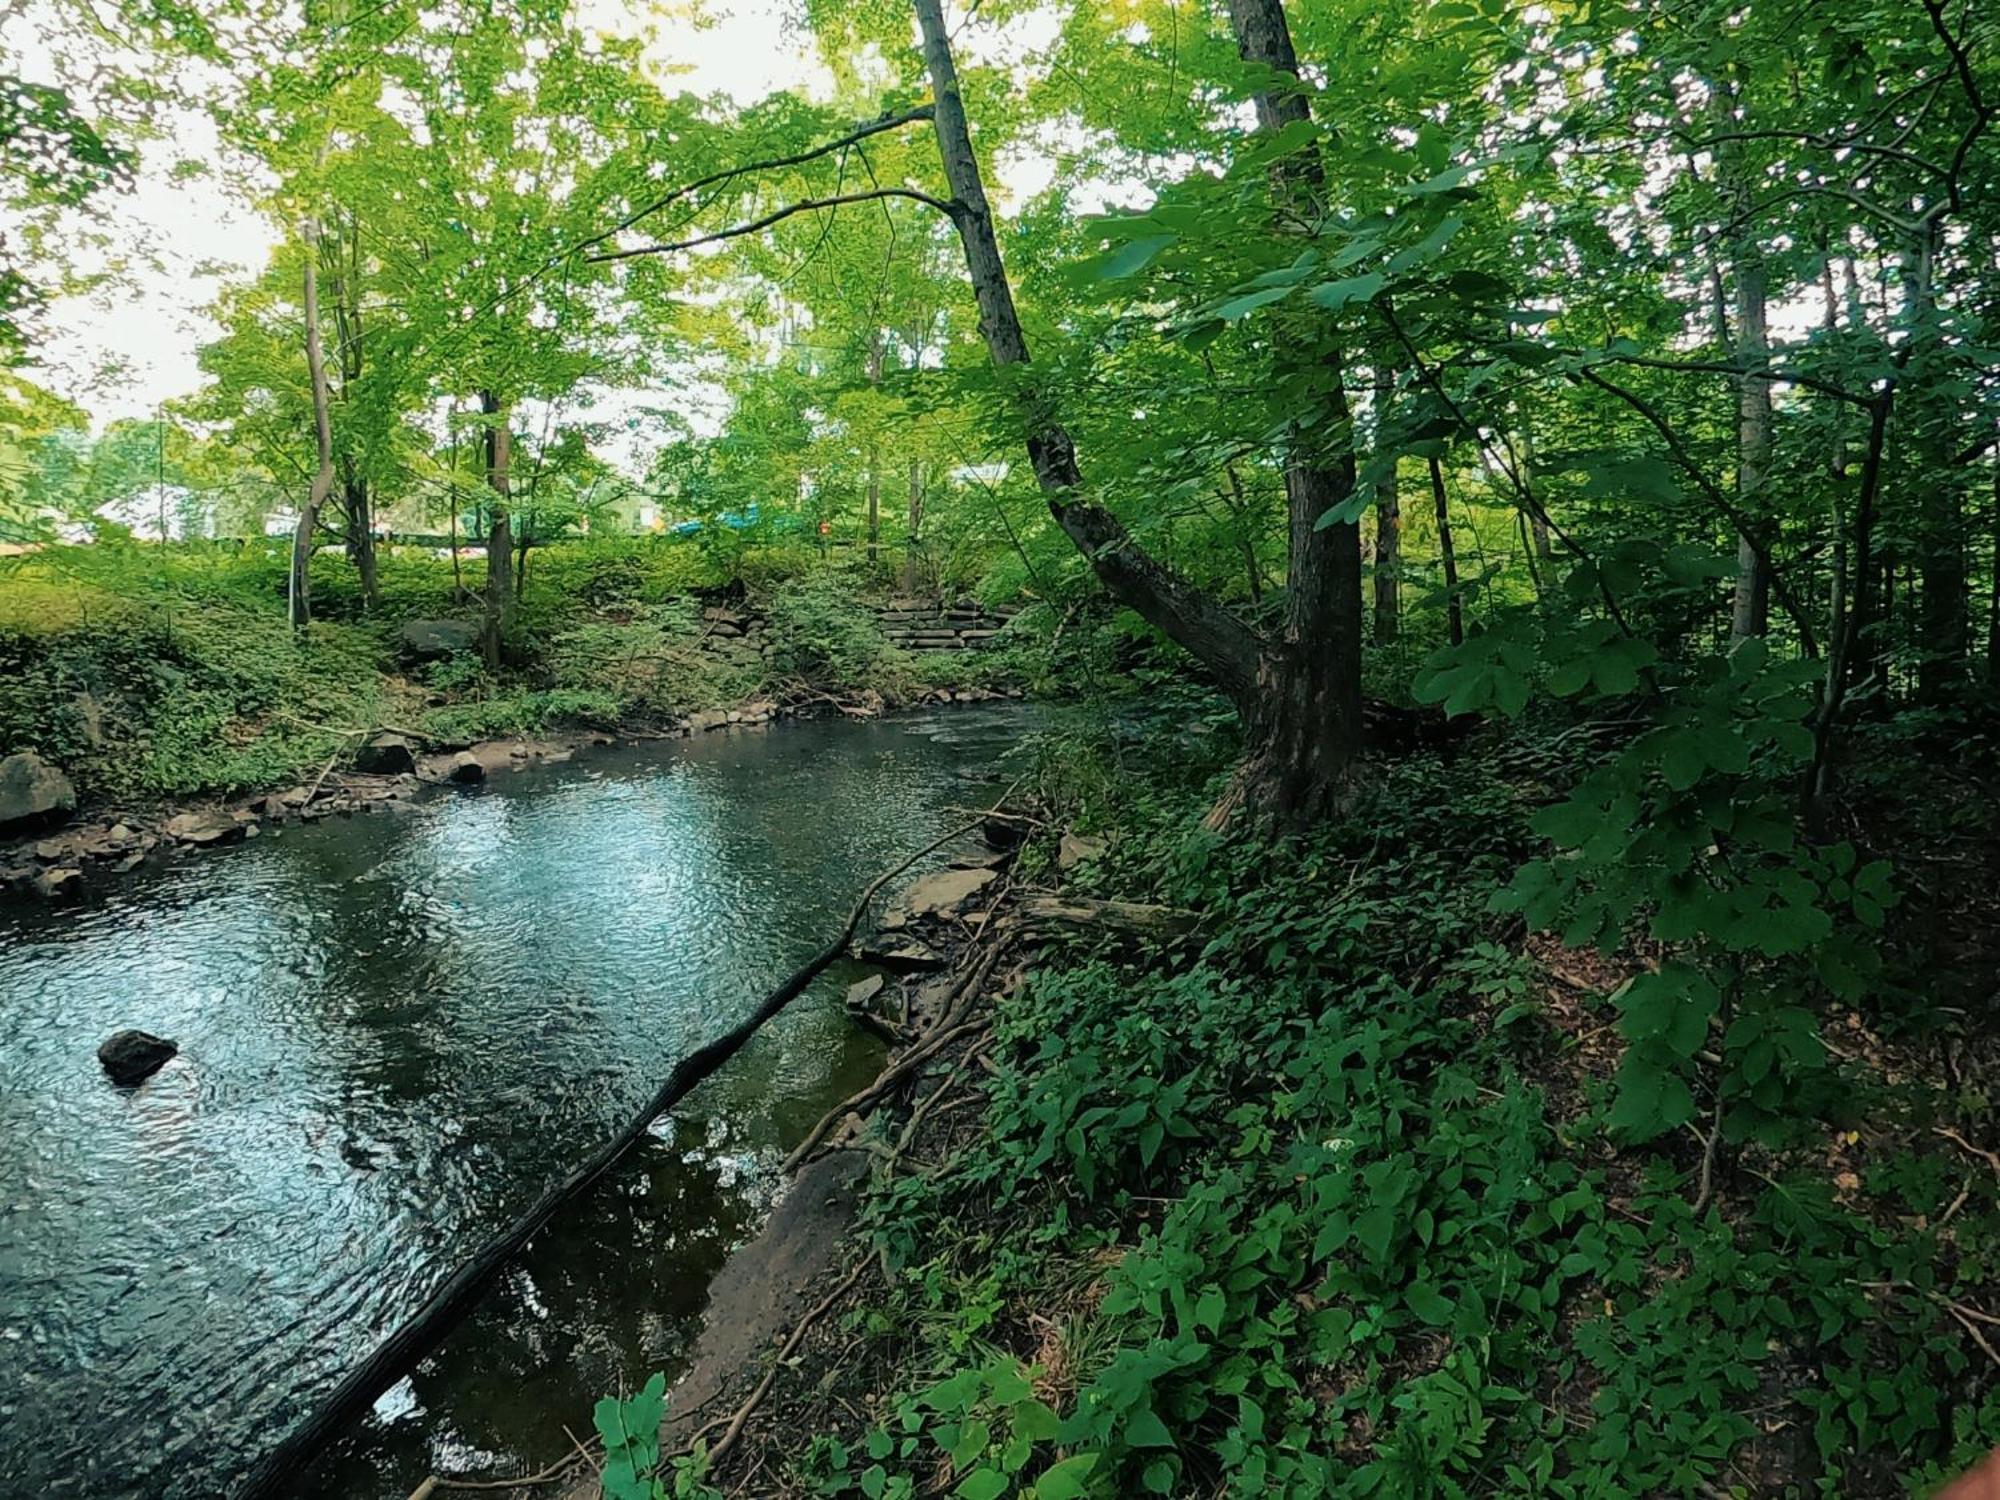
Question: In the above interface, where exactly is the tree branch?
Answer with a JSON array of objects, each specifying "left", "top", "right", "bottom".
[
  {"left": 566, "top": 105, "right": 937, "bottom": 263},
  {"left": 584, "top": 189, "right": 956, "bottom": 264},
  {"left": 1576, "top": 367, "right": 1820, "bottom": 657},
  {"left": 1586, "top": 351, "right": 1870, "bottom": 406}
]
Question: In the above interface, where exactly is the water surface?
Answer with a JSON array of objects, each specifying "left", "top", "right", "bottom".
[{"left": 0, "top": 704, "right": 1029, "bottom": 1499}]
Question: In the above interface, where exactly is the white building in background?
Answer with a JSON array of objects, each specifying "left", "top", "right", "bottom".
[{"left": 93, "top": 486, "right": 209, "bottom": 542}]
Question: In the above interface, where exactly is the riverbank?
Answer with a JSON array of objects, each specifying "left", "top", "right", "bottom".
[
  {"left": 487, "top": 711, "right": 2000, "bottom": 1499},
  {"left": 0, "top": 540, "right": 1041, "bottom": 901},
  {"left": 0, "top": 685, "right": 1025, "bottom": 902}
]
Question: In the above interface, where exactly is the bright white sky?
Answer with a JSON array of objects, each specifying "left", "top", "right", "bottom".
[{"left": 24, "top": 0, "right": 837, "bottom": 428}]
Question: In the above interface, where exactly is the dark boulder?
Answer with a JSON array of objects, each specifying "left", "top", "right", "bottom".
[
  {"left": 444, "top": 751, "right": 487, "bottom": 785},
  {"left": 0, "top": 752, "right": 77, "bottom": 835},
  {"left": 354, "top": 732, "right": 419, "bottom": 775},
  {"left": 98, "top": 1029, "right": 177, "bottom": 1086},
  {"left": 397, "top": 618, "right": 482, "bottom": 663},
  {"left": 982, "top": 814, "right": 1028, "bottom": 852}
]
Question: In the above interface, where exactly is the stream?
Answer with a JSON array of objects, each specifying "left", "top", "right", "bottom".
[{"left": 0, "top": 703, "right": 1036, "bottom": 1499}]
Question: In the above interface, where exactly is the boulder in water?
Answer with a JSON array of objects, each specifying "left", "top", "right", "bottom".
[
  {"left": 163, "top": 810, "right": 245, "bottom": 847},
  {"left": 354, "top": 732, "right": 418, "bottom": 775},
  {"left": 444, "top": 751, "right": 487, "bottom": 785},
  {"left": 0, "top": 752, "right": 77, "bottom": 835},
  {"left": 33, "top": 866, "right": 82, "bottom": 900},
  {"left": 98, "top": 1029, "right": 177, "bottom": 1086}
]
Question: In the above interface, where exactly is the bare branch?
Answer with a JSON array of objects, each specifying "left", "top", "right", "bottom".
[
  {"left": 585, "top": 189, "right": 956, "bottom": 265},
  {"left": 1575, "top": 367, "right": 1820, "bottom": 657},
  {"left": 566, "top": 105, "right": 937, "bottom": 263}
]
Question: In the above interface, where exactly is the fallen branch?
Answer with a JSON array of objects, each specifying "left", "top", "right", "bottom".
[
  {"left": 701, "top": 1257, "right": 872, "bottom": 1471},
  {"left": 784, "top": 942, "right": 1006, "bottom": 1174},
  {"left": 1014, "top": 893, "right": 1197, "bottom": 938},
  {"left": 232, "top": 814, "right": 993, "bottom": 1500}
]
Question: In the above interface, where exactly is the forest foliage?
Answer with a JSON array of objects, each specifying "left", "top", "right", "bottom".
[{"left": 5, "top": 0, "right": 2000, "bottom": 1491}]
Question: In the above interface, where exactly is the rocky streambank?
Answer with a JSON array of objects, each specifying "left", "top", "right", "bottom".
[{"left": 0, "top": 688, "right": 1028, "bottom": 903}]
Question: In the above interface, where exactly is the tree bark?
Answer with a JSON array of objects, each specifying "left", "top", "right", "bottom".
[
  {"left": 903, "top": 458, "right": 925, "bottom": 595},
  {"left": 1221, "top": 0, "right": 1365, "bottom": 816},
  {"left": 912, "top": 0, "right": 1264, "bottom": 705},
  {"left": 1372, "top": 362, "right": 1400, "bottom": 642},
  {"left": 479, "top": 388, "right": 513, "bottom": 670},
  {"left": 912, "top": 0, "right": 1359, "bottom": 822},
  {"left": 1428, "top": 455, "right": 1464, "bottom": 646},
  {"left": 290, "top": 232, "right": 337, "bottom": 630},
  {"left": 342, "top": 470, "right": 377, "bottom": 607},
  {"left": 1906, "top": 222, "right": 1967, "bottom": 702},
  {"left": 865, "top": 339, "right": 884, "bottom": 564},
  {"left": 1730, "top": 251, "right": 1773, "bottom": 640}
]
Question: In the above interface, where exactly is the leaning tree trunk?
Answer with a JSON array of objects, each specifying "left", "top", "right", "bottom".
[
  {"left": 912, "top": 0, "right": 1359, "bottom": 822},
  {"left": 479, "top": 388, "right": 513, "bottom": 670},
  {"left": 290, "top": 231, "right": 337, "bottom": 630},
  {"left": 911, "top": 0, "right": 1260, "bottom": 696}
]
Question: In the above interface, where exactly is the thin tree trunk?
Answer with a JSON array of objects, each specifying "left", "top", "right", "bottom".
[
  {"left": 1907, "top": 222, "right": 1967, "bottom": 702},
  {"left": 865, "top": 339, "right": 884, "bottom": 565},
  {"left": 1372, "top": 362, "right": 1400, "bottom": 642},
  {"left": 343, "top": 471, "right": 377, "bottom": 607},
  {"left": 903, "top": 458, "right": 925, "bottom": 595},
  {"left": 290, "top": 231, "right": 337, "bottom": 630},
  {"left": 1987, "top": 418, "right": 1999, "bottom": 688},
  {"left": 1428, "top": 455, "right": 1464, "bottom": 647},
  {"left": 1822, "top": 254, "right": 1849, "bottom": 722},
  {"left": 1731, "top": 252, "right": 1773, "bottom": 639},
  {"left": 480, "top": 388, "right": 513, "bottom": 670}
]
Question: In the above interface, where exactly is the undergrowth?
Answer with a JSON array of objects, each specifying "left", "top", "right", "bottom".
[{"left": 609, "top": 711, "right": 1998, "bottom": 1498}]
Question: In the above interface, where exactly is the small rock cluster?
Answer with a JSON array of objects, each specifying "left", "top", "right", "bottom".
[{"left": 0, "top": 735, "right": 582, "bottom": 901}]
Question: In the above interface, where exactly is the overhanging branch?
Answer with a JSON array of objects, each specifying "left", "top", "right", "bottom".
[
  {"left": 585, "top": 188, "right": 957, "bottom": 264},
  {"left": 568, "top": 104, "right": 938, "bottom": 263}
]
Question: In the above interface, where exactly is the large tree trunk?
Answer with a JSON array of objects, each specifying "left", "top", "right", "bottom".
[
  {"left": 911, "top": 0, "right": 1360, "bottom": 822},
  {"left": 290, "top": 233, "right": 337, "bottom": 630},
  {"left": 1730, "top": 251, "right": 1773, "bottom": 640},
  {"left": 480, "top": 388, "right": 513, "bottom": 671},
  {"left": 1222, "top": 0, "right": 1365, "bottom": 817}
]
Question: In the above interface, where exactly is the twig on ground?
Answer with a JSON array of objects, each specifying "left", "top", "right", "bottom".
[
  {"left": 1936, "top": 1126, "right": 2000, "bottom": 1177},
  {"left": 1690, "top": 1098, "right": 1724, "bottom": 1216},
  {"left": 702, "top": 1258, "right": 871, "bottom": 1472}
]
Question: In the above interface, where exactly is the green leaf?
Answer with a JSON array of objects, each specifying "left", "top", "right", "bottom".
[
  {"left": 1124, "top": 1406, "right": 1173, "bottom": 1448},
  {"left": 956, "top": 1467, "right": 1009, "bottom": 1500},
  {"left": 1406, "top": 1281, "right": 1455, "bottom": 1325},
  {"left": 1307, "top": 271, "right": 1385, "bottom": 312},
  {"left": 1094, "top": 233, "right": 1175, "bottom": 281},
  {"left": 1034, "top": 1454, "right": 1100, "bottom": 1500},
  {"left": 1215, "top": 285, "right": 1295, "bottom": 322}
]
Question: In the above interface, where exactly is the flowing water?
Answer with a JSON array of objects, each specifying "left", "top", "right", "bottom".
[{"left": 0, "top": 704, "right": 1035, "bottom": 1500}]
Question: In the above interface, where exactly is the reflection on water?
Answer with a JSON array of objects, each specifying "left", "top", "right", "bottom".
[{"left": 0, "top": 705, "right": 1032, "bottom": 1499}]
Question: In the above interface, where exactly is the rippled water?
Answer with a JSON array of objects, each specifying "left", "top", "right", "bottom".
[{"left": 0, "top": 705, "right": 1033, "bottom": 1499}]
